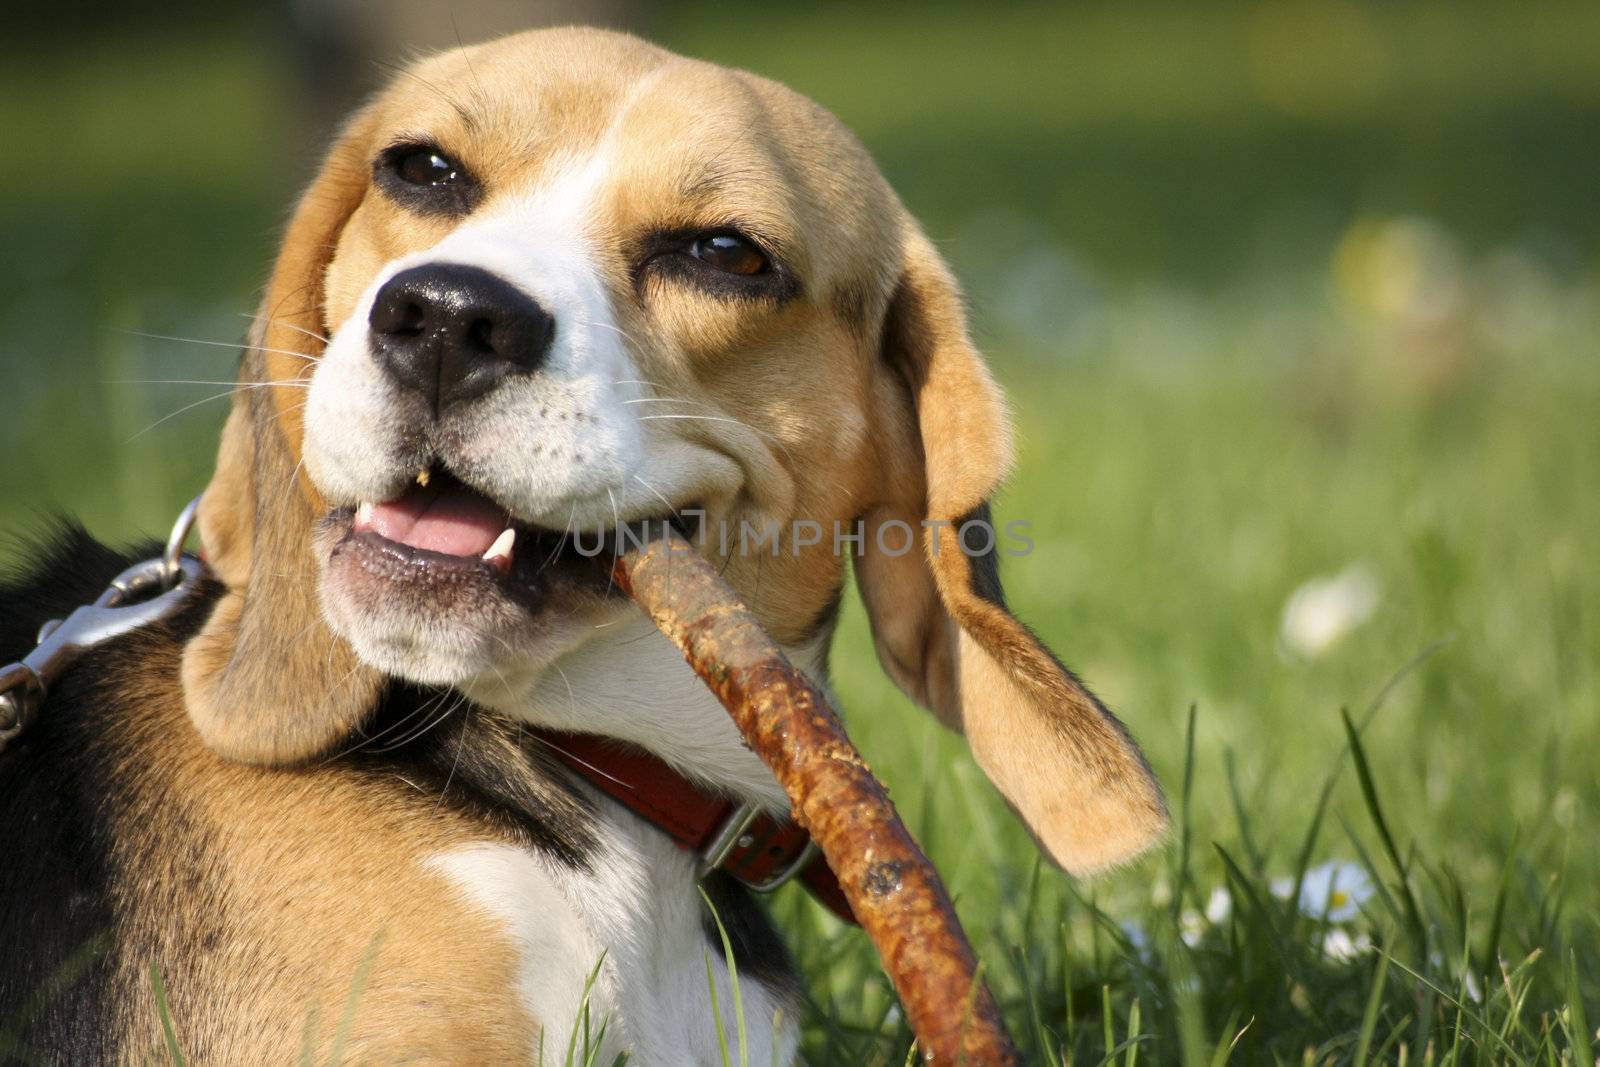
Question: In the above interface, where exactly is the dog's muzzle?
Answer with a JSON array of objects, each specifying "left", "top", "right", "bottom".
[{"left": 369, "top": 263, "right": 556, "bottom": 417}]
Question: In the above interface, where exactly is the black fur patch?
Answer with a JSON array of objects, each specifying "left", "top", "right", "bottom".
[
  {"left": 0, "top": 525, "right": 169, "bottom": 1062},
  {"left": 954, "top": 502, "right": 1006, "bottom": 608},
  {"left": 698, "top": 871, "right": 803, "bottom": 1005},
  {"left": 342, "top": 685, "right": 599, "bottom": 871}
]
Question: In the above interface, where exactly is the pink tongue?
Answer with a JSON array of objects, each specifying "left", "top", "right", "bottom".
[{"left": 369, "top": 484, "right": 508, "bottom": 557}]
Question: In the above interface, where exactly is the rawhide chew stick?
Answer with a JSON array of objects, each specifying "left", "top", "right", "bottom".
[{"left": 610, "top": 527, "right": 1022, "bottom": 1065}]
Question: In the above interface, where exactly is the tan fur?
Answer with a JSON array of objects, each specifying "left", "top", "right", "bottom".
[
  {"left": 183, "top": 25, "right": 1161, "bottom": 977},
  {"left": 181, "top": 358, "right": 382, "bottom": 764},
  {"left": 855, "top": 230, "right": 1168, "bottom": 872},
  {"left": 109, "top": 628, "right": 540, "bottom": 1060}
]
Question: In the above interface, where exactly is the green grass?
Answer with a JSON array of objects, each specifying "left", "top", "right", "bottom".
[
  {"left": 2, "top": 3, "right": 1597, "bottom": 1064},
  {"left": 769, "top": 302, "right": 1599, "bottom": 1063}
]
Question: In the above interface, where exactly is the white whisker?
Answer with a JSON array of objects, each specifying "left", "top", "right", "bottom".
[
  {"left": 109, "top": 379, "right": 310, "bottom": 388},
  {"left": 541, "top": 501, "right": 579, "bottom": 572},
  {"left": 127, "top": 389, "right": 246, "bottom": 439},
  {"left": 574, "top": 316, "right": 644, "bottom": 349},
  {"left": 552, "top": 663, "right": 580, "bottom": 722},
  {"left": 636, "top": 412, "right": 786, "bottom": 453},
  {"left": 437, "top": 699, "right": 473, "bottom": 806},
  {"left": 533, "top": 729, "right": 644, "bottom": 794},
  {"left": 238, "top": 312, "right": 331, "bottom": 345},
  {"left": 370, "top": 690, "right": 462, "bottom": 754},
  {"left": 114, "top": 329, "right": 320, "bottom": 364},
  {"left": 630, "top": 474, "right": 681, "bottom": 517},
  {"left": 320, "top": 681, "right": 441, "bottom": 763}
]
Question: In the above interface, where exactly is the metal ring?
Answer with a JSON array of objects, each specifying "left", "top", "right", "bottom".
[{"left": 163, "top": 495, "right": 203, "bottom": 589}]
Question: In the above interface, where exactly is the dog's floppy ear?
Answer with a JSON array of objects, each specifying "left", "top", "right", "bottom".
[
  {"left": 855, "top": 224, "right": 1168, "bottom": 874},
  {"left": 180, "top": 108, "right": 384, "bottom": 764}
]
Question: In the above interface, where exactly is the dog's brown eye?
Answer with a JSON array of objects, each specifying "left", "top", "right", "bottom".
[
  {"left": 397, "top": 149, "right": 460, "bottom": 186},
  {"left": 640, "top": 227, "right": 793, "bottom": 301},
  {"left": 375, "top": 143, "right": 481, "bottom": 216},
  {"left": 690, "top": 234, "right": 768, "bottom": 276}
]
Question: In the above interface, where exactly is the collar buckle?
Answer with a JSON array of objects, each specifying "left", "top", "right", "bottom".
[
  {"left": 530, "top": 728, "right": 855, "bottom": 921},
  {"left": 697, "top": 801, "right": 819, "bottom": 894}
]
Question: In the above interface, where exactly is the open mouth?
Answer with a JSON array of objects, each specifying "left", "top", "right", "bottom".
[
  {"left": 353, "top": 468, "right": 525, "bottom": 575},
  {"left": 327, "top": 466, "right": 689, "bottom": 610}
]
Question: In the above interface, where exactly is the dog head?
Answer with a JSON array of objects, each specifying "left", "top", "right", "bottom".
[{"left": 182, "top": 28, "right": 1166, "bottom": 874}]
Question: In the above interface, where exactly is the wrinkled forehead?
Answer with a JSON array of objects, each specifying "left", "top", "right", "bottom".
[{"left": 365, "top": 30, "right": 898, "bottom": 280}]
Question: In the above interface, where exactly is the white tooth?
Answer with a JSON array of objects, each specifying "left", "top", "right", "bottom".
[
  {"left": 482, "top": 527, "right": 516, "bottom": 564},
  {"left": 355, "top": 502, "right": 374, "bottom": 528}
]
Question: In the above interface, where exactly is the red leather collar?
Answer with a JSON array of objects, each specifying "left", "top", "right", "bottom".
[{"left": 532, "top": 729, "right": 855, "bottom": 925}]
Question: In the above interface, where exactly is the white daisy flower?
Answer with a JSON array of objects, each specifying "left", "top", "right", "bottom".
[
  {"left": 1321, "top": 929, "right": 1373, "bottom": 961},
  {"left": 1204, "top": 886, "right": 1232, "bottom": 924},
  {"left": 1298, "top": 861, "right": 1375, "bottom": 922},
  {"left": 1280, "top": 564, "right": 1381, "bottom": 658},
  {"left": 1179, "top": 910, "right": 1204, "bottom": 947}
]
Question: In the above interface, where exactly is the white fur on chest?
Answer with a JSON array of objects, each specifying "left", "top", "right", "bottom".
[
  {"left": 427, "top": 815, "right": 797, "bottom": 1065},
  {"left": 444, "top": 589, "right": 828, "bottom": 1064}
]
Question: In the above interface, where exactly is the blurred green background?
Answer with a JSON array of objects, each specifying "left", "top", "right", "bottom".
[{"left": 3, "top": 2, "right": 1596, "bottom": 1061}]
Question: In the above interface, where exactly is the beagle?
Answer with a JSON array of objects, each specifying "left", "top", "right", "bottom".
[{"left": 0, "top": 27, "right": 1165, "bottom": 1064}]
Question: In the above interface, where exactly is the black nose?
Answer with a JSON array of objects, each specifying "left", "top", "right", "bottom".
[{"left": 368, "top": 264, "right": 555, "bottom": 415}]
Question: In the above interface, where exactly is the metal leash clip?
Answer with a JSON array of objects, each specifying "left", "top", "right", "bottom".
[{"left": 0, "top": 496, "right": 205, "bottom": 754}]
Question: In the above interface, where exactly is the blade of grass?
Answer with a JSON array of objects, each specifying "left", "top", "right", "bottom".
[
  {"left": 1171, "top": 704, "right": 1199, "bottom": 923},
  {"left": 1222, "top": 749, "right": 1264, "bottom": 875},
  {"left": 1563, "top": 950, "right": 1593, "bottom": 1067},
  {"left": 1481, "top": 834, "right": 1518, "bottom": 978},
  {"left": 564, "top": 951, "right": 610, "bottom": 1067},
  {"left": 1341, "top": 710, "right": 1426, "bottom": 947},
  {"left": 1101, "top": 984, "right": 1114, "bottom": 1065},
  {"left": 581, "top": 1017, "right": 614, "bottom": 1067},
  {"left": 703, "top": 948, "right": 732, "bottom": 1067},
  {"left": 1016, "top": 943, "right": 1062, "bottom": 1067},
  {"left": 700, "top": 887, "right": 749, "bottom": 1067},
  {"left": 148, "top": 964, "right": 184, "bottom": 1067},
  {"left": 0, "top": 931, "right": 111, "bottom": 1064},
  {"left": 1286, "top": 762, "right": 1339, "bottom": 943},
  {"left": 1209, "top": 1016, "right": 1250, "bottom": 1067},
  {"left": 1354, "top": 953, "right": 1391, "bottom": 1066},
  {"left": 1123, "top": 996, "right": 1141, "bottom": 1067},
  {"left": 327, "top": 931, "right": 383, "bottom": 1067},
  {"left": 1380, "top": 951, "right": 1521, "bottom": 1062},
  {"left": 1170, "top": 945, "right": 1209, "bottom": 1067}
]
